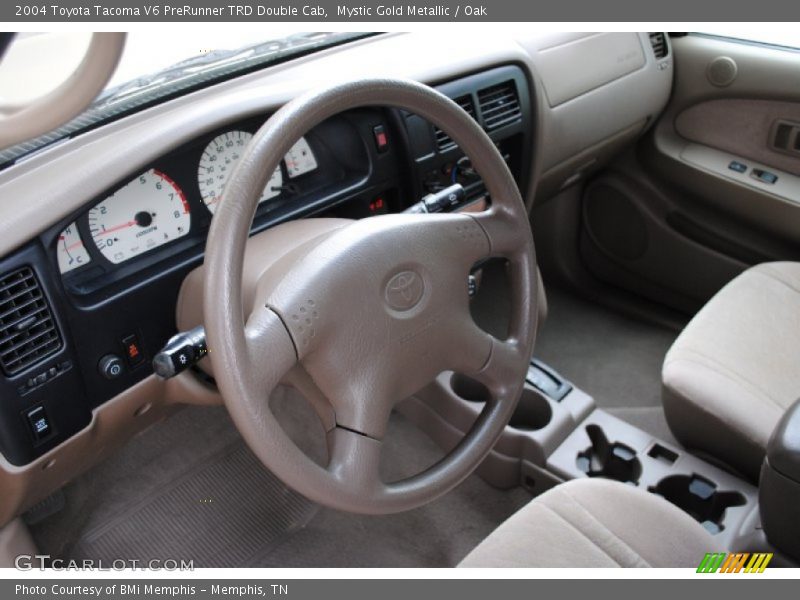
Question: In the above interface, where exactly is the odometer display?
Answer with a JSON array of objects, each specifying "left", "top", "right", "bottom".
[
  {"left": 198, "top": 130, "right": 282, "bottom": 214},
  {"left": 88, "top": 169, "right": 191, "bottom": 264}
]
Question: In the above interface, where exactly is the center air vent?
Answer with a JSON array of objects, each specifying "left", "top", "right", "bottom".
[
  {"left": 478, "top": 81, "right": 521, "bottom": 131},
  {"left": 649, "top": 33, "right": 669, "bottom": 59},
  {"left": 434, "top": 95, "right": 477, "bottom": 151},
  {"left": 0, "top": 267, "right": 61, "bottom": 376}
]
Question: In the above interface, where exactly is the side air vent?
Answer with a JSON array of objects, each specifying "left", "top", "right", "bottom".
[
  {"left": 649, "top": 33, "right": 669, "bottom": 59},
  {"left": 0, "top": 267, "right": 61, "bottom": 376},
  {"left": 434, "top": 95, "right": 477, "bottom": 151},
  {"left": 477, "top": 81, "right": 522, "bottom": 131}
]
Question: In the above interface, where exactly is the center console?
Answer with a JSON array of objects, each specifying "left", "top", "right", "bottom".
[
  {"left": 399, "top": 358, "right": 768, "bottom": 553},
  {"left": 548, "top": 407, "right": 756, "bottom": 546}
]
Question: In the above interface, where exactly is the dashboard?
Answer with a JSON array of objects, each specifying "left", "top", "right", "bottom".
[{"left": 0, "top": 64, "right": 532, "bottom": 467}]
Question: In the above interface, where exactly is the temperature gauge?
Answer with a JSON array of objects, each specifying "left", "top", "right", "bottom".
[{"left": 57, "top": 222, "right": 91, "bottom": 274}]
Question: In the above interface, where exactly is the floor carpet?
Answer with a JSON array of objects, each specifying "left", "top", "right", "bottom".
[{"left": 30, "top": 390, "right": 530, "bottom": 568}]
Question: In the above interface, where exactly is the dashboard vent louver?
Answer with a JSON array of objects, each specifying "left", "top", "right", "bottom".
[
  {"left": 434, "top": 95, "right": 477, "bottom": 151},
  {"left": 649, "top": 33, "right": 669, "bottom": 59},
  {"left": 0, "top": 267, "right": 61, "bottom": 376},
  {"left": 477, "top": 81, "right": 522, "bottom": 131}
]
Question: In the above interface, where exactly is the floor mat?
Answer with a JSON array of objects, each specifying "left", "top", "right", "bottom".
[
  {"left": 69, "top": 441, "right": 318, "bottom": 567},
  {"left": 31, "top": 391, "right": 530, "bottom": 568},
  {"left": 254, "top": 410, "right": 531, "bottom": 567}
]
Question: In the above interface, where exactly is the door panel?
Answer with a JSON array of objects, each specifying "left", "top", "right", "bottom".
[
  {"left": 675, "top": 99, "right": 800, "bottom": 177},
  {"left": 578, "top": 33, "right": 800, "bottom": 314}
]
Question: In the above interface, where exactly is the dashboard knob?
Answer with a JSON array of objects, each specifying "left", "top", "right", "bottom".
[{"left": 98, "top": 354, "right": 124, "bottom": 380}]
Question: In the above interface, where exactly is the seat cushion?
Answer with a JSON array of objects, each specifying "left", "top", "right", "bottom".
[
  {"left": 662, "top": 262, "right": 800, "bottom": 481},
  {"left": 458, "top": 478, "right": 723, "bottom": 568}
]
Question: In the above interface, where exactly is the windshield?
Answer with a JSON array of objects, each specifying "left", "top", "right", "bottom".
[{"left": 0, "top": 31, "right": 372, "bottom": 169}]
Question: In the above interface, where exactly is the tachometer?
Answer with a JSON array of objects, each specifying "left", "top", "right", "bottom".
[
  {"left": 88, "top": 169, "right": 191, "bottom": 264},
  {"left": 285, "top": 136, "right": 318, "bottom": 179},
  {"left": 56, "top": 222, "right": 91, "bottom": 274},
  {"left": 198, "top": 130, "right": 282, "bottom": 214}
]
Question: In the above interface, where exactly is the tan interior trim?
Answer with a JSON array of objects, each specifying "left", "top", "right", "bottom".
[
  {"left": 536, "top": 33, "right": 645, "bottom": 108},
  {"left": 676, "top": 98, "right": 800, "bottom": 177},
  {"left": 0, "top": 32, "right": 535, "bottom": 258},
  {"left": 0, "top": 31, "right": 672, "bottom": 257},
  {"left": 0, "top": 373, "right": 221, "bottom": 528}
]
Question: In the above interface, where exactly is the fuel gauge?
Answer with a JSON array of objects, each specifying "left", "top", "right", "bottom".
[
  {"left": 57, "top": 222, "right": 91, "bottom": 274},
  {"left": 285, "top": 136, "right": 318, "bottom": 179}
]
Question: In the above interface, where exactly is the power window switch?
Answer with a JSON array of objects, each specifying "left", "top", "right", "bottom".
[
  {"left": 728, "top": 161, "right": 747, "bottom": 173},
  {"left": 751, "top": 168, "right": 779, "bottom": 184}
]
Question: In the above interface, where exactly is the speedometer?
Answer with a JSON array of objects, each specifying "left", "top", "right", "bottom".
[
  {"left": 88, "top": 169, "right": 191, "bottom": 264},
  {"left": 198, "top": 130, "right": 282, "bottom": 214}
]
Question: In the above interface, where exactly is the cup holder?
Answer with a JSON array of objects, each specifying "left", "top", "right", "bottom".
[
  {"left": 450, "top": 373, "right": 490, "bottom": 403},
  {"left": 576, "top": 424, "right": 642, "bottom": 485},
  {"left": 450, "top": 375, "right": 553, "bottom": 431},
  {"left": 508, "top": 388, "right": 553, "bottom": 431},
  {"left": 648, "top": 474, "right": 746, "bottom": 534}
]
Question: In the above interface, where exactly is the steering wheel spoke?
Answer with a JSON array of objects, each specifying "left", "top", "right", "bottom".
[
  {"left": 419, "top": 212, "right": 492, "bottom": 269},
  {"left": 242, "top": 305, "right": 298, "bottom": 398},
  {"left": 470, "top": 206, "right": 524, "bottom": 259},
  {"left": 471, "top": 337, "right": 529, "bottom": 401},
  {"left": 326, "top": 426, "right": 384, "bottom": 494}
]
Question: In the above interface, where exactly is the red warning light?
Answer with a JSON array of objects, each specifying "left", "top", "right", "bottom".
[{"left": 369, "top": 197, "right": 385, "bottom": 213}]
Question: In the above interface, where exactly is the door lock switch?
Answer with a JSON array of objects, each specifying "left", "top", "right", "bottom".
[{"left": 728, "top": 161, "right": 747, "bottom": 174}]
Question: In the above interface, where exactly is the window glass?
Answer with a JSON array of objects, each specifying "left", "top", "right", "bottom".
[{"left": 695, "top": 31, "right": 800, "bottom": 51}]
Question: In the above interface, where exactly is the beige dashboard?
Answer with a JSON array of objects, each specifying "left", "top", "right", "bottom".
[{"left": 0, "top": 32, "right": 671, "bottom": 259}]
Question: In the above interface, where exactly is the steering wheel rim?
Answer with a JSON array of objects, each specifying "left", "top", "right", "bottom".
[{"left": 203, "top": 78, "right": 538, "bottom": 514}]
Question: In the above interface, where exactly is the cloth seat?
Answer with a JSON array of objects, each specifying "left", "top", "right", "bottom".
[
  {"left": 458, "top": 478, "right": 723, "bottom": 568},
  {"left": 662, "top": 262, "right": 800, "bottom": 481}
]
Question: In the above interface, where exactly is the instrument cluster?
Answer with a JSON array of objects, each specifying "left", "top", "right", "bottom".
[{"left": 56, "top": 133, "right": 318, "bottom": 274}]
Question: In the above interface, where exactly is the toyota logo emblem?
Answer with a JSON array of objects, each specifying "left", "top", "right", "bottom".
[{"left": 385, "top": 270, "right": 424, "bottom": 311}]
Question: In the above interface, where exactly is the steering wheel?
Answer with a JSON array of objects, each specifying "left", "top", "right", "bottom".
[{"left": 203, "top": 78, "right": 538, "bottom": 514}]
